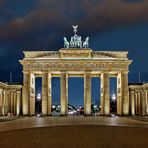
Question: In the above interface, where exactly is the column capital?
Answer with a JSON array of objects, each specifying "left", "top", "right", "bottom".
[
  {"left": 101, "top": 71, "right": 110, "bottom": 74},
  {"left": 84, "top": 70, "right": 91, "bottom": 73},
  {"left": 16, "top": 91, "right": 21, "bottom": 94},
  {"left": 23, "top": 71, "right": 30, "bottom": 74},
  {"left": 117, "top": 71, "right": 129, "bottom": 75},
  {"left": 122, "top": 71, "right": 129, "bottom": 74},
  {"left": 131, "top": 90, "right": 135, "bottom": 94},
  {"left": 42, "top": 71, "right": 49, "bottom": 74},
  {"left": 60, "top": 70, "right": 68, "bottom": 74}
]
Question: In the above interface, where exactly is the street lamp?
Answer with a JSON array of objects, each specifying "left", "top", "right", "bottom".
[
  {"left": 112, "top": 93, "right": 116, "bottom": 101},
  {"left": 37, "top": 93, "right": 41, "bottom": 113},
  {"left": 111, "top": 93, "right": 117, "bottom": 115}
]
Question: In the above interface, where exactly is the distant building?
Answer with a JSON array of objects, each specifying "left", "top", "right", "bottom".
[
  {"left": 0, "top": 82, "right": 22, "bottom": 116},
  {"left": 129, "top": 83, "right": 148, "bottom": 116}
]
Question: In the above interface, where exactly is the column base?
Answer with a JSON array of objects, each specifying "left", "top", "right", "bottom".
[
  {"left": 99, "top": 114, "right": 112, "bottom": 117},
  {"left": 47, "top": 114, "right": 53, "bottom": 116},
  {"left": 121, "top": 115, "right": 130, "bottom": 117},
  {"left": 84, "top": 114, "right": 92, "bottom": 116},
  {"left": 60, "top": 114, "right": 67, "bottom": 116}
]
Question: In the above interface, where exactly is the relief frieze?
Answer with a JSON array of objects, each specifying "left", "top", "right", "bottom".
[{"left": 25, "top": 62, "right": 128, "bottom": 71}]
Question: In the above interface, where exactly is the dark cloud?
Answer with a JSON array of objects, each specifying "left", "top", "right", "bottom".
[
  {"left": 0, "top": 0, "right": 4, "bottom": 6},
  {"left": 1, "top": 0, "right": 148, "bottom": 43}
]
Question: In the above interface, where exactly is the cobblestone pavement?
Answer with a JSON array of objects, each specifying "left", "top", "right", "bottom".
[{"left": 0, "top": 116, "right": 148, "bottom": 131}]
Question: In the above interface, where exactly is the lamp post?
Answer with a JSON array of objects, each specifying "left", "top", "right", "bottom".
[
  {"left": 111, "top": 93, "right": 116, "bottom": 113},
  {"left": 37, "top": 93, "right": 41, "bottom": 114},
  {"left": 112, "top": 93, "right": 116, "bottom": 101}
]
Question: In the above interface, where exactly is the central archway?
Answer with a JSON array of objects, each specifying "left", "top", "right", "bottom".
[{"left": 68, "top": 77, "right": 84, "bottom": 115}]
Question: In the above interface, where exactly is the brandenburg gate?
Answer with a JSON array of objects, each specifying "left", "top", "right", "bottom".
[{"left": 20, "top": 26, "right": 132, "bottom": 116}]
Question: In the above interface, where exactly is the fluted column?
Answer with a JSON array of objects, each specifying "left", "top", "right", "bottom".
[
  {"left": 13, "top": 92, "right": 17, "bottom": 115},
  {"left": 117, "top": 72, "right": 129, "bottom": 115},
  {"left": 84, "top": 72, "right": 91, "bottom": 115},
  {"left": 42, "top": 72, "right": 51, "bottom": 115},
  {"left": 117, "top": 73, "right": 122, "bottom": 115},
  {"left": 16, "top": 91, "right": 21, "bottom": 116},
  {"left": 1, "top": 90, "right": 4, "bottom": 116},
  {"left": 135, "top": 93, "right": 138, "bottom": 115},
  {"left": 0, "top": 90, "right": 2, "bottom": 116},
  {"left": 2, "top": 90, "right": 7, "bottom": 116},
  {"left": 145, "top": 90, "right": 148, "bottom": 115},
  {"left": 101, "top": 72, "right": 110, "bottom": 115},
  {"left": 10, "top": 92, "right": 14, "bottom": 113},
  {"left": 22, "top": 72, "right": 35, "bottom": 116},
  {"left": 130, "top": 91, "right": 135, "bottom": 116},
  {"left": 8, "top": 92, "right": 11, "bottom": 113},
  {"left": 141, "top": 91, "right": 145, "bottom": 115},
  {"left": 29, "top": 73, "right": 35, "bottom": 115},
  {"left": 22, "top": 72, "right": 30, "bottom": 115},
  {"left": 137, "top": 92, "right": 141, "bottom": 115},
  {"left": 60, "top": 72, "right": 68, "bottom": 115},
  {"left": 47, "top": 73, "right": 52, "bottom": 115},
  {"left": 4, "top": 91, "right": 9, "bottom": 115}
]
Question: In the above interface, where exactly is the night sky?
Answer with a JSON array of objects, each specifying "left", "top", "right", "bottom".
[{"left": 0, "top": 0, "right": 148, "bottom": 106}]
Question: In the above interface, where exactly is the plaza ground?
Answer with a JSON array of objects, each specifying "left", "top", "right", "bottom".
[{"left": 0, "top": 116, "right": 148, "bottom": 148}]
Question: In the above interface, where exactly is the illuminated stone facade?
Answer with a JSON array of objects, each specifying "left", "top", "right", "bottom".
[
  {"left": 20, "top": 48, "right": 132, "bottom": 116},
  {"left": 129, "top": 83, "right": 148, "bottom": 116},
  {"left": 0, "top": 82, "right": 22, "bottom": 116}
]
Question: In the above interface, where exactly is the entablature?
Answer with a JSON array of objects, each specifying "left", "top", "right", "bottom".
[
  {"left": 22, "top": 70, "right": 122, "bottom": 78},
  {"left": 22, "top": 48, "right": 129, "bottom": 60},
  {"left": 21, "top": 60, "right": 131, "bottom": 72},
  {"left": 0, "top": 82, "right": 22, "bottom": 91}
]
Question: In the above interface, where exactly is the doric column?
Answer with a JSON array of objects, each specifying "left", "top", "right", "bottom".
[
  {"left": 47, "top": 73, "right": 52, "bottom": 115},
  {"left": 29, "top": 73, "right": 35, "bottom": 115},
  {"left": 0, "top": 89, "right": 2, "bottom": 116},
  {"left": 135, "top": 93, "right": 138, "bottom": 115},
  {"left": 1, "top": 90, "right": 5, "bottom": 116},
  {"left": 13, "top": 92, "right": 17, "bottom": 115},
  {"left": 22, "top": 72, "right": 30, "bottom": 115},
  {"left": 8, "top": 92, "right": 11, "bottom": 113},
  {"left": 22, "top": 72, "right": 35, "bottom": 116},
  {"left": 42, "top": 72, "right": 51, "bottom": 115},
  {"left": 145, "top": 90, "right": 148, "bottom": 115},
  {"left": 84, "top": 72, "right": 91, "bottom": 115},
  {"left": 10, "top": 92, "right": 14, "bottom": 113},
  {"left": 137, "top": 92, "right": 141, "bottom": 115},
  {"left": 100, "top": 72, "right": 110, "bottom": 115},
  {"left": 2, "top": 90, "right": 8, "bottom": 116},
  {"left": 130, "top": 91, "right": 135, "bottom": 116},
  {"left": 4, "top": 91, "right": 9, "bottom": 115},
  {"left": 141, "top": 91, "right": 146, "bottom": 115},
  {"left": 60, "top": 72, "right": 68, "bottom": 115},
  {"left": 117, "top": 72, "right": 129, "bottom": 115},
  {"left": 16, "top": 91, "right": 21, "bottom": 116}
]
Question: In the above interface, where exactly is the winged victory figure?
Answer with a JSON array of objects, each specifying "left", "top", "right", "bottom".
[{"left": 72, "top": 25, "right": 78, "bottom": 34}]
